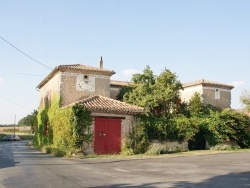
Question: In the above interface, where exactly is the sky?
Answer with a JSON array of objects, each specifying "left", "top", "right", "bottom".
[{"left": 0, "top": 0, "right": 249, "bottom": 124}]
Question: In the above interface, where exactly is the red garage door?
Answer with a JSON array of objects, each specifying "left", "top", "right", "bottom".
[{"left": 94, "top": 118, "right": 122, "bottom": 154}]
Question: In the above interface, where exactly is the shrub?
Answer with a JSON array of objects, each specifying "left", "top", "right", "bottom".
[
  {"left": 210, "top": 144, "right": 240, "bottom": 151},
  {"left": 122, "top": 122, "right": 150, "bottom": 154},
  {"left": 35, "top": 95, "right": 93, "bottom": 155},
  {"left": 206, "top": 109, "right": 250, "bottom": 148},
  {"left": 146, "top": 141, "right": 188, "bottom": 155}
]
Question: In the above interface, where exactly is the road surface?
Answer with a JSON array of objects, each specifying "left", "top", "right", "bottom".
[{"left": 0, "top": 140, "right": 250, "bottom": 187}]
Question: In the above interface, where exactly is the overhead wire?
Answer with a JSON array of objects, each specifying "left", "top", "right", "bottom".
[
  {"left": 0, "top": 95, "right": 34, "bottom": 111},
  {"left": 0, "top": 35, "right": 53, "bottom": 70},
  {"left": 0, "top": 67, "right": 43, "bottom": 76}
]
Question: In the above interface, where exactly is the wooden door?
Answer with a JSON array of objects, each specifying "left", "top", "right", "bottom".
[{"left": 94, "top": 118, "right": 121, "bottom": 154}]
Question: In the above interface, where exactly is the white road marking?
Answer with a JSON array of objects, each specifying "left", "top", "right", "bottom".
[{"left": 115, "top": 168, "right": 130, "bottom": 173}]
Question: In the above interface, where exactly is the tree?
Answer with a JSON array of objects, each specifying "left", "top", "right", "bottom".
[
  {"left": 123, "top": 66, "right": 156, "bottom": 115},
  {"left": 123, "top": 66, "right": 182, "bottom": 116},
  {"left": 240, "top": 90, "right": 250, "bottom": 112},
  {"left": 154, "top": 68, "right": 183, "bottom": 116},
  {"left": 206, "top": 109, "right": 250, "bottom": 148},
  {"left": 18, "top": 110, "right": 38, "bottom": 133},
  {"left": 188, "top": 92, "right": 204, "bottom": 116}
]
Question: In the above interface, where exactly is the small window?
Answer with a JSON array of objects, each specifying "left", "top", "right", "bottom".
[{"left": 215, "top": 89, "right": 220, "bottom": 99}]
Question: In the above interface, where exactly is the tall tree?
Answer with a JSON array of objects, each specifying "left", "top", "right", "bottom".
[
  {"left": 18, "top": 110, "right": 38, "bottom": 133},
  {"left": 123, "top": 66, "right": 156, "bottom": 114},
  {"left": 154, "top": 68, "right": 183, "bottom": 116},
  {"left": 240, "top": 91, "right": 250, "bottom": 112},
  {"left": 123, "top": 66, "right": 182, "bottom": 116},
  {"left": 188, "top": 92, "right": 204, "bottom": 116}
]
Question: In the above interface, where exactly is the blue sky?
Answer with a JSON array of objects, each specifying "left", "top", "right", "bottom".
[{"left": 0, "top": 1, "right": 249, "bottom": 124}]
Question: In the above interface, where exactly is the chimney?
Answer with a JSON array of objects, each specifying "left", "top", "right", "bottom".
[{"left": 99, "top": 56, "right": 103, "bottom": 69}]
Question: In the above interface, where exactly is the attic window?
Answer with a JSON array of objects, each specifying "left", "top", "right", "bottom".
[
  {"left": 215, "top": 89, "right": 220, "bottom": 99},
  {"left": 84, "top": 75, "right": 88, "bottom": 79}
]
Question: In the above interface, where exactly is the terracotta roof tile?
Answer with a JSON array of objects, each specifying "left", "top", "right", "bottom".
[
  {"left": 37, "top": 64, "right": 115, "bottom": 89},
  {"left": 110, "top": 80, "right": 131, "bottom": 87},
  {"left": 58, "top": 64, "right": 115, "bottom": 75},
  {"left": 182, "top": 79, "right": 234, "bottom": 90},
  {"left": 78, "top": 95, "right": 144, "bottom": 115}
]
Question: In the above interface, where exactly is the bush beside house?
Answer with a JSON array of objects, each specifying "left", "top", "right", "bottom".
[{"left": 34, "top": 96, "right": 92, "bottom": 156}]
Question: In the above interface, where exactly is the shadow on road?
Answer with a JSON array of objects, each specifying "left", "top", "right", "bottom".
[
  {"left": 0, "top": 142, "right": 20, "bottom": 169},
  {"left": 92, "top": 171, "right": 250, "bottom": 188}
]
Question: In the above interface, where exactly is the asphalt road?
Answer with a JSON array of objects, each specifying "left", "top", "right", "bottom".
[{"left": 0, "top": 141, "right": 250, "bottom": 188}]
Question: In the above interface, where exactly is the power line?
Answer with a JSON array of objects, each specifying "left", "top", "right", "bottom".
[
  {"left": 0, "top": 67, "right": 43, "bottom": 76},
  {"left": 0, "top": 35, "right": 52, "bottom": 70},
  {"left": 0, "top": 95, "right": 33, "bottom": 111}
]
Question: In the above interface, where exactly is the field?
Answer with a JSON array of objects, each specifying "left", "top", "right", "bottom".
[{"left": 0, "top": 126, "right": 34, "bottom": 141}]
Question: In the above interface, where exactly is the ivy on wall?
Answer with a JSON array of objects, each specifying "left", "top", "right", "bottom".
[{"left": 34, "top": 95, "right": 93, "bottom": 155}]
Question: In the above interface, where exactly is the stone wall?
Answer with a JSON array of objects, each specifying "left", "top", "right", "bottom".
[
  {"left": 203, "top": 88, "right": 231, "bottom": 109},
  {"left": 60, "top": 73, "right": 111, "bottom": 106},
  {"left": 180, "top": 85, "right": 232, "bottom": 109},
  {"left": 39, "top": 72, "right": 61, "bottom": 106}
]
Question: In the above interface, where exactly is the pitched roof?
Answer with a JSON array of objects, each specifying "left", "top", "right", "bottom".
[
  {"left": 77, "top": 95, "right": 144, "bottom": 115},
  {"left": 37, "top": 64, "right": 115, "bottom": 89},
  {"left": 182, "top": 79, "right": 234, "bottom": 90},
  {"left": 110, "top": 80, "right": 131, "bottom": 87}
]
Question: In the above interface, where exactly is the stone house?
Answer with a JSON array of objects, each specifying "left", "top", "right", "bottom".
[
  {"left": 37, "top": 60, "right": 144, "bottom": 154},
  {"left": 109, "top": 79, "right": 234, "bottom": 109},
  {"left": 180, "top": 79, "right": 234, "bottom": 109}
]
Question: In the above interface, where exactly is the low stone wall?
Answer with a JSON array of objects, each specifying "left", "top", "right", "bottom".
[{"left": 146, "top": 140, "right": 189, "bottom": 154}]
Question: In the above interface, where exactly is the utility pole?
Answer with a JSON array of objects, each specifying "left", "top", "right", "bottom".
[{"left": 14, "top": 115, "right": 16, "bottom": 136}]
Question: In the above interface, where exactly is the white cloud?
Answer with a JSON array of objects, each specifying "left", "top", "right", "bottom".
[
  {"left": 231, "top": 81, "right": 246, "bottom": 87},
  {"left": 122, "top": 69, "right": 141, "bottom": 77},
  {"left": 111, "top": 69, "right": 142, "bottom": 81}
]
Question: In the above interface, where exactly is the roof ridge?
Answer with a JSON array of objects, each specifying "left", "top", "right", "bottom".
[
  {"left": 77, "top": 95, "right": 144, "bottom": 115},
  {"left": 183, "top": 79, "right": 234, "bottom": 89}
]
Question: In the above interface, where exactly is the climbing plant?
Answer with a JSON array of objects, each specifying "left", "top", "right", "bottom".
[{"left": 35, "top": 95, "right": 93, "bottom": 155}]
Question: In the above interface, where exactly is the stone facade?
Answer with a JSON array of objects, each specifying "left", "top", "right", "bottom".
[
  {"left": 180, "top": 79, "right": 234, "bottom": 109},
  {"left": 37, "top": 64, "right": 115, "bottom": 107},
  {"left": 110, "top": 79, "right": 234, "bottom": 109},
  {"left": 60, "top": 73, "right": 111, "bottom": 106},
  {"left": 37, "top": 62, "right": 144, "bottom": 154}
]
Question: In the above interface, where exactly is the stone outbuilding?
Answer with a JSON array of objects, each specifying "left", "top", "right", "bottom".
[
  {"left": 37, "top": 60, "right": 144, "bottom": 154},
  {"left": 180, "top": 79, "right": 234, "bottom": 109},
  {"left": 109, "top": 79, "right": 234, "bottom": 109}
]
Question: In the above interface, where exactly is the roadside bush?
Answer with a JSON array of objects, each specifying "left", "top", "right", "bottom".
[
  {"left": 146, "top": 141, "right": 188, "bottom": 155},
  {"left": 123, "top": 122, "right": 150, "bottom": 154},
  {"left": 35, "top": 95, "right": 93, "bottom": 156},
  {"left": 206, "top": 109, "right": 250, "bottom": 148},
  {"left": 210, "top": 144, "right": 240, "bottom": 151}
]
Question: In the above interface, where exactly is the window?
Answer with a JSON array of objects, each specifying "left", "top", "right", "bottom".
[{"left": 215, "top": 89, "right": 220, "bottom": 99}]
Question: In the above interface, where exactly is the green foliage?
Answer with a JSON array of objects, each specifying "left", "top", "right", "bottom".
[
  {"left": 146, "top": 142, "right": 188, "bottom": 155},
  {"left": 71, "top": 104, "right": 93, "bottom": 150},
  {"left": 154, "top": 68, "right": 183, "bottom": 116},
  {"left": 210, "top": 144, "right": 240, "bottom": 151},
  {"left": 146, "top": 143, "right": 168, "bottom": 155},
  {"left": 123, "top": 66, "right": 182, "bottom": 116},
  {"left": 240, "top": 91, "right": 250, "bottom": 112},
  {"left": 18, "top": 110, "right": 38, "bottom": 133},
  {"left": 41, "top": 145, "right": 66, "bottom": 157},
  {"left": 116, "top": 86, "right": 133, "bottom": 101},
  {"left": 206, "top": 109, "right": 250, "bottom": 148},
  {"left": 174, "top": 116, "right": 200, "bottom": 141},
  {"left": 188, "top": 92, "right": 220, "bottom": 117},
  {"left": 188, "top": 92, "right": 204, "bottom": 116},
  {"left": 35, "top": 95, "right": 93, "bottom": 156},
  {"left": 123, "top": 122, "right": 150, "bottom": 154}
]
